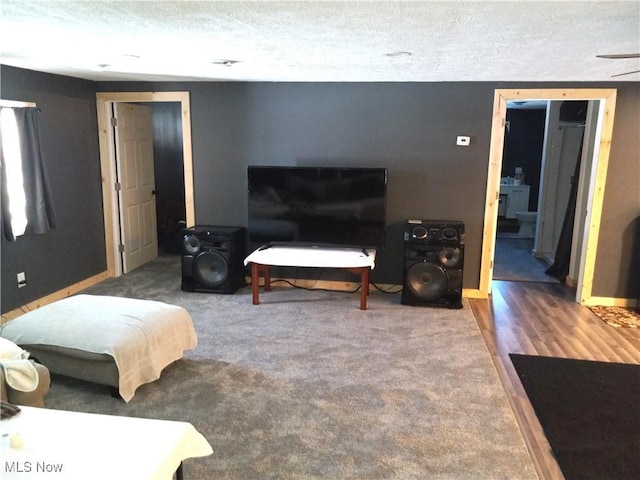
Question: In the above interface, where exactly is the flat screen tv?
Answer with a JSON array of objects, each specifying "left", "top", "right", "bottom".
[{"left": 248, "top": 166, "right": 388, "bottom": 249}]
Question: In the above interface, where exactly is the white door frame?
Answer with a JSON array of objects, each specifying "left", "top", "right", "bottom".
[
  {"left": 96, "top": 91, "right": 195, "bottom": 277},
  {"left": 474, "top": 88, "right": 617, "bottom": 304}
]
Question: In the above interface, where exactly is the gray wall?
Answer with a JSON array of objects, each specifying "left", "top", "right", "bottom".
[
  {"left": 1, "top": 65, "right": 638, "bottom": 313},
  {"left": 1, "top": 66, "right": 105, "bottom": 313},
  {"left": 591, "top": 85, "right": 640, "bottom": 298},
  {"left": 97, "top": 81, "right": 496, "bottom": 288}
]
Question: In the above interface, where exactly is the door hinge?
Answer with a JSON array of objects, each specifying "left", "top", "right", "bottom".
[
  {"left": 114, "top": 182, "right": 122, "bottom": 191},
  {"left": 118, "top": 244, "right": 125, "bottom": 253},
  {"left": 110, "top": 117, "right": 118, "bottom": 127}
]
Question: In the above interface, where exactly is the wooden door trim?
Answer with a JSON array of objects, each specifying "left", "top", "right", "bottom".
[
  {"left": 481, "top": 88, "right": 617, "bottom": 304},
  {"left": 96, "top": 91, "right": 194, "bottom": 277}
]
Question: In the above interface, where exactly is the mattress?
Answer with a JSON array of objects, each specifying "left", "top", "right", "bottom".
[{"left": 0, "top": 295, "right": 198, "bottom": 402}]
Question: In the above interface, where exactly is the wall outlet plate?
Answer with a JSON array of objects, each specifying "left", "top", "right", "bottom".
[{"left": 456, "top": 136, "right": 471, "bottom": 146}]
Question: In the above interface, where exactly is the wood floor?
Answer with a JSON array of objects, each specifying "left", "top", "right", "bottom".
[{"left": 469, "top": 280, "right": 640, "bottom": 480}]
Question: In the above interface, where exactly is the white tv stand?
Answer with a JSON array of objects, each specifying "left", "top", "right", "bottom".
[{"left": 244, "top": 245, "right": 377, "bottom": 310}]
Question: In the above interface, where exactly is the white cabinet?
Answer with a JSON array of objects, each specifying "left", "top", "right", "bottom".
[{"left": 499, "top": 185, "right": 530, "bottom": 219}]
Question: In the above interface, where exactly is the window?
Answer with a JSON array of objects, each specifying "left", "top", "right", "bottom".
[
  {"left": 0, "top": 102, "right": 56, "bottom": 241},
  {"left": 1, "top": 107, "right": 29, "bottom": 237}
]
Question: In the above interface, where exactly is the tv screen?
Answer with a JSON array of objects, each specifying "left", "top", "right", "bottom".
[{"left": 248, "top": 166, "right": 388, "bottom": 249}]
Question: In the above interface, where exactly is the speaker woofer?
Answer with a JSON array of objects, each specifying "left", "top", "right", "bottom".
[
  {"left": 406, "top": 261, "right": 448, "bottom": 301},
  {"left": 193, "top": 251, "right": 229, "bottom": 288},
  {"left": 182, "top": 235, "right": 201, "bottom": 255},
  {"left": 438, "top": 247, "right": 463, "bottom": 269}
]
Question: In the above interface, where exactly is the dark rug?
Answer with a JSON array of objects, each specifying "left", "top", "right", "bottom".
[{"left": 510, "top": 354, "right": 640, "bottom": 480}]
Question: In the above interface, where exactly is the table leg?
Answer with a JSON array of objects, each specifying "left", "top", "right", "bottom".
[
  {"left": 360, "top": 267, "right": 369, "bottom": 310},
  {"left": 365, "top": 270, "right": 370, "bottom": 296},
  {"left": 252, "top": 263, "right": 260, "bottom": 305},
  {"left": 263, "top": 265, "right": 271, "bottom": 291}
]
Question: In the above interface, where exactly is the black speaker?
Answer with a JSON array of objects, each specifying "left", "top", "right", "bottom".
[
  {"left": 401, "top": 220, "right": 465, "bottom": 309},
  {"left": 181, "top": 225, "right": 246, "bottom": 294}
]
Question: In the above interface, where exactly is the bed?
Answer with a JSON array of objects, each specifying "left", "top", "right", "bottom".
[{"left": 0, "top": 295, "right": 198, "bottom": 402}]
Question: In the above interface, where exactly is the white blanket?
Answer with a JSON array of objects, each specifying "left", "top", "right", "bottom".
[
  {"left": 0, "top": 295, "right": 198, "bottom": 402},
  {"left": 0, "top": 337, "right": 39, "bottom": 392},
  {"left": 244, "top": 245, "right": 376, "bottom": 268}
]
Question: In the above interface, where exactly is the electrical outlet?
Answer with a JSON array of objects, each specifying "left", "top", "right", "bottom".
[
  {"left": 17, "top": 272, "right": 26, "bottom": 288},
  {"left": 456, "top": 136, "right": 471, "bottom": 146}
]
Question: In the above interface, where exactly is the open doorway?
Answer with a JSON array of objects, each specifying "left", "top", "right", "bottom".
[
  {"left": 493, "top": 99, "right": 590, "bottom": 285},
  {"left": 142, "top": 101, "right": 188, "bottom": 255},
  {"left": 493, "top": 100, "right": 553, "bottom": 283},
  {"left": 96, "top": 91, "right": 195, "bottom": 278},
  {"left": 478, "top": 88, "right": 618, "bottom": 305}
]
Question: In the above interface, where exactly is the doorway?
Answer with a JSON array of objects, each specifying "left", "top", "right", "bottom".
[
  {"left": 96, "top": 91, "right": 195, "bottom": 277},
  {"left": 494, "top": 100, "right": 551, "bottom": 283},
  {"left": 142, "top": 102, "right": 188, "bottom": 255},
  {"left": 493, "top": 100, "right": 590, "bottom": 285},
  {"left": 479, "top": 88, "right": 618, "bottom": 305},
  {"left": 112, "top": 102, "right": 158, "bottom": 273}
]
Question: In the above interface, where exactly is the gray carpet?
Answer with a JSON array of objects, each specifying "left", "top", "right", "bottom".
[
  {"left": 494, "top": 237, "right": 558, "bottom": 283},
  {"left": 44, "top": 255, "right": 536, "bottom": 479}
]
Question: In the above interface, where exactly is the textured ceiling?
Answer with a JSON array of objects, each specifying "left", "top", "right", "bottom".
[{"left": 1, "top": 1, "right": 639, "bottom": 82}]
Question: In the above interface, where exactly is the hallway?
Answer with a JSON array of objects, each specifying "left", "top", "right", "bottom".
[{"left": 493, "top": 236, "right": 559, "bottom": 283}]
